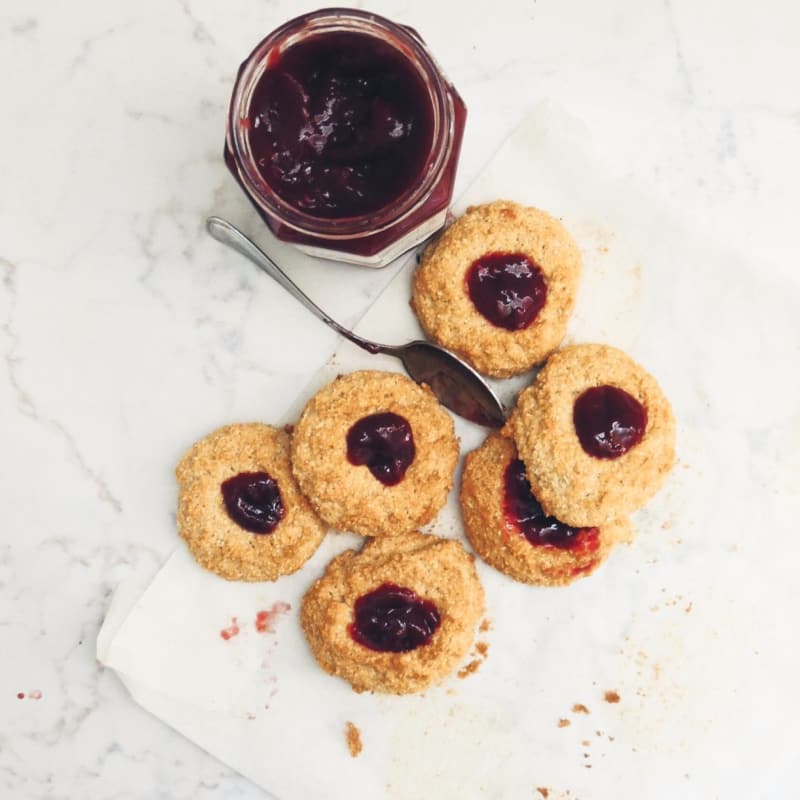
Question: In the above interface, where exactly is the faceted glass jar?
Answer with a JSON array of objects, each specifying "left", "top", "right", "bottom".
[{"left": 224, "top": 8, "right": 466, "bottom": 267}]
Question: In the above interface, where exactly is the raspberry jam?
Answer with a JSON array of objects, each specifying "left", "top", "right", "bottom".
[
  {"left": 350, "top": 583, "right": 440, "bottom": 652},
  {"left": 221, "top": 471, "right": 284, "bottom": 534},
  {"left": 466, "top": 252, "right": 547, "bottom": 330},
  {"left": 225, "top": 9, "right": 466, "bottom": 266},
  {"left": 247, "top": 32, "right": 433, "bottom": 220},
  {"left": 503, "top": 459, "right": 599, "bottom": 552},
  {"left": 573, "top": 385, "right": 647, "bottom": 459},
  {"left": 346, "top": 412, "right": 415, "bottom": 486}
]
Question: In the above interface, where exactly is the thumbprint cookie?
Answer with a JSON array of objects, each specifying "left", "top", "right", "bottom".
[
  {"left": 176, "top": 423, "right": 326, "bottom": 581},
  {"left": 301, "top": 531, "right": 484, "bottom": 694},
  {"left": 411, "top": 200, "right": 581, "bottom": 378},
  {"left": 291, "top": 370, "right": 458, "bottom": 537},
  {"left": 508, "top": 344, "right": 675, "bottom": 526}
]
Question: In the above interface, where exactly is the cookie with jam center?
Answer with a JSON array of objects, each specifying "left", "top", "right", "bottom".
[
  {"left": 291, "top": 370, "right": 459, "bottom": 537},
  {"left": 301, "top": 531, "right": 485, "bottom": 694},
  {"left": 411, "top": 200, "right": 581, "bottom": 378},
  {"left": 461, "top": 433, "right": 632, "bottom": 586},
  {"left": 176, "top": 423, "right": 326, "bottom": 581},
  {"left": 507, "top": 344, "right": 676, "bottom": 527}
]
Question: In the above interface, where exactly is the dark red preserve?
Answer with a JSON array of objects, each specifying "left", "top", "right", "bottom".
[{"left": 225, "top": 9, "right": 466, "bottom": 266}]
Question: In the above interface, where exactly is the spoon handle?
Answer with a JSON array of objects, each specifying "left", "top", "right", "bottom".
[{"left": 206, "top": 217, "right": 385, "bottom": 354}]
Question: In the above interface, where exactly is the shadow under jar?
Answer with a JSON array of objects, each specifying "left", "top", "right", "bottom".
[{"left": 224, "top": 8, "right": 466, "bottom": 267}]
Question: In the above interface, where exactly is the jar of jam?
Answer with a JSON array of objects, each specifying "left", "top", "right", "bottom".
[{"left": 224, "top": 8, "right": 466, "bottom": 267}]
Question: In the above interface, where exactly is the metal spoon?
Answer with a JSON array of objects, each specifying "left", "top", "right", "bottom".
[{"left": 205, "top": 216, "right": 506, "bottom": 428}]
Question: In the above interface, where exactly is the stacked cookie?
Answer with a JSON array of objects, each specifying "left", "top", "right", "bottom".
[
  {"left": 462, "top": 345, "right": 674, "bottom": 586},
  {"left": 175, "top": 199, "right": 675, "bottom": 696},
  {"left": 413, "top": 200, "right": 675, "bottom": 586}
]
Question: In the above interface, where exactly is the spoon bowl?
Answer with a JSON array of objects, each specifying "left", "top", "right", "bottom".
[{"left": 205, "top": 216, "right": 506, "bottom": 428}]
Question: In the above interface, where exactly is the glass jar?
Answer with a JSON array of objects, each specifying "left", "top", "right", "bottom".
[{"left": 224, "top": 8, "right": 466, "bottom": 267}]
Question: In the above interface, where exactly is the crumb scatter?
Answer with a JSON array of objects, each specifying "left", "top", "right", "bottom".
[
  {"left": 572, "top": 703, "right": 590, "bottom": 714},
  {"left": 603, "top": 690, "right": 620, "bottom": 704}
]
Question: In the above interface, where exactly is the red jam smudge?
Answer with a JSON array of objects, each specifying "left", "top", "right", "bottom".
[
  {"left": 221, "top": 471, "right": 284, "bottom": 534},
  {"left": 573, "top": 385, "right": 647, "bottom": 459},
  {"left": 346, "top": 412, "right": 415, "bottom": 486},
  {"left": 466, "top": 252, "right": 547, "bottom": 331},
  {"left": 247, "top": 32, "right": 434, "bottom": 219},
  {"left": 503, "top": 459, "right": 599, "bottom": 553},
  {"left": 255, "top": 602, "right": 291, "bottom": 633},
  {"left": 220, "top": 618, "right": 240, "bottom": 641},
  {"left": 350, "top": 583, "right": 440, "bottom": 652}
]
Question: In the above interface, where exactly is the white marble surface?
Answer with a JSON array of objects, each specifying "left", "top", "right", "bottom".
[{"left": 2, "top": 1, "right": 799, "bottom": 798}]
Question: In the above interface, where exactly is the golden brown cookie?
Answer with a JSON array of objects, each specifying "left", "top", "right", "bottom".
[
  {"left": 176, "top": 423, "right": 326, "bottom": 581},
  {"left": 301, "top": 531, "right": 484, "bottom": 694},
  {"left": 411, "top": 200, "right": 581, "bottom": 378},
  {"left": 461, "top": 433, "right": 631, "bottom": 586},
  {"left": 290, "top": 370, "right": 459, "bottom": 537},
  {"left": 508, "top": 344, "right": 675, "bottom": 526}
]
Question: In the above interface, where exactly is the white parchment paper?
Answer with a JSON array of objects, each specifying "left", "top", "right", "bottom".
[{"left": 97, "top": 104, "right": 800, "bottom": 800}]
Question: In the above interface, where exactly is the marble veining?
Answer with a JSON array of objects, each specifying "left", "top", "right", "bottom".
[{"left": 2, "top": 0, "right": 799, "bottom": 798}]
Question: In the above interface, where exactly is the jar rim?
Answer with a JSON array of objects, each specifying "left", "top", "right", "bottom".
[{"left": 226, "top": 8, "right": 455, "bottom": 240}]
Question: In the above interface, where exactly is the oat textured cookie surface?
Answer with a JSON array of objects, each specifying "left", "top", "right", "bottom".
[
  {"left": 411, "top": 200, "right": 581, "bottom": 377},
  {"left": 461, "top": 433, "right": 631, "bottom": 586},
  {"left": 291, "top": 370, "right": 459, "bottom": 537},
  {"left": 508, "top": 344, "right": 676, "bottom": 526},
  {"left": 176, "top": 423, "right": 326, "bottom": 581},
  {"left": 301, "top": 531, "right": 485, "bottom": 694}
]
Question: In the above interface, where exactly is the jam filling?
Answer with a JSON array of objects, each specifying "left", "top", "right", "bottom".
[
  {"left": 573, "top": 385, "right": 647, "bottom": 459},
  {"left": 247, "top": 31, "right": 434, "bottom": 219},
  {"left": 221, "top": 471, "right": 284, "bottom": 534},
  {"left": 503, "top": 459, "right": 599, "bottom": 553},
  {"left": 350, "top": 583, "right": 440, "bottom": 652},
  {"left": 466, "top": 252, "right": 547, "bottom": 331},
  {"left": 346, "top": 412, "right": 415, "bottom": 486}
]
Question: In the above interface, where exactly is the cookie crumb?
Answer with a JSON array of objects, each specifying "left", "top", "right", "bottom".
[
  {"left": 345, "top": 722, "right": 362, "bottom": 757},
  {"left": 536, "top": 789, "right": 549, "bottom": 798},
  {"left": 557, "top": 718, "right": 571, "bottom": 728},
  {"left": 572, "top": 703, "right": 590, "bottom": 714},
  {"left": 220, "top": 617, "right": 240, "bottom": 640},
  {"left": 685, "top": 602, "right": 693, "bottom": 613},
  {"left": 479, "top": 618, "right": 491, "bottom": 632},
  {"left": 581, "top": 740, "right": 590, "bottom": 747},
  {"left": 603, "top": 691, "right": 620, "bottom": 704},
  {"left": 476, "top": 641, "right": 489, "bottom": 657},
  {"left": 458, "top": 659, "right": 482, "bottom": 679}
]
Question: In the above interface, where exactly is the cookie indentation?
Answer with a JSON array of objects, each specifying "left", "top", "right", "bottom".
[
  {"left": 221, "top": 471, "right": 284, "bottom": 533},
  {"left": 503, "top": 459, "right": 599, "bottom": 552},
  {"left": 573, "top": 385, "right": 647, "bottom": 459},
  {"left": 350, "top": 582, "right": 440, "bottom": 652},
  {"left": 346, "top": 412, "right": 415, "bottom": 486},
  {"left": 466, "top": 251, "right": 547, "bottom": 331}
]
